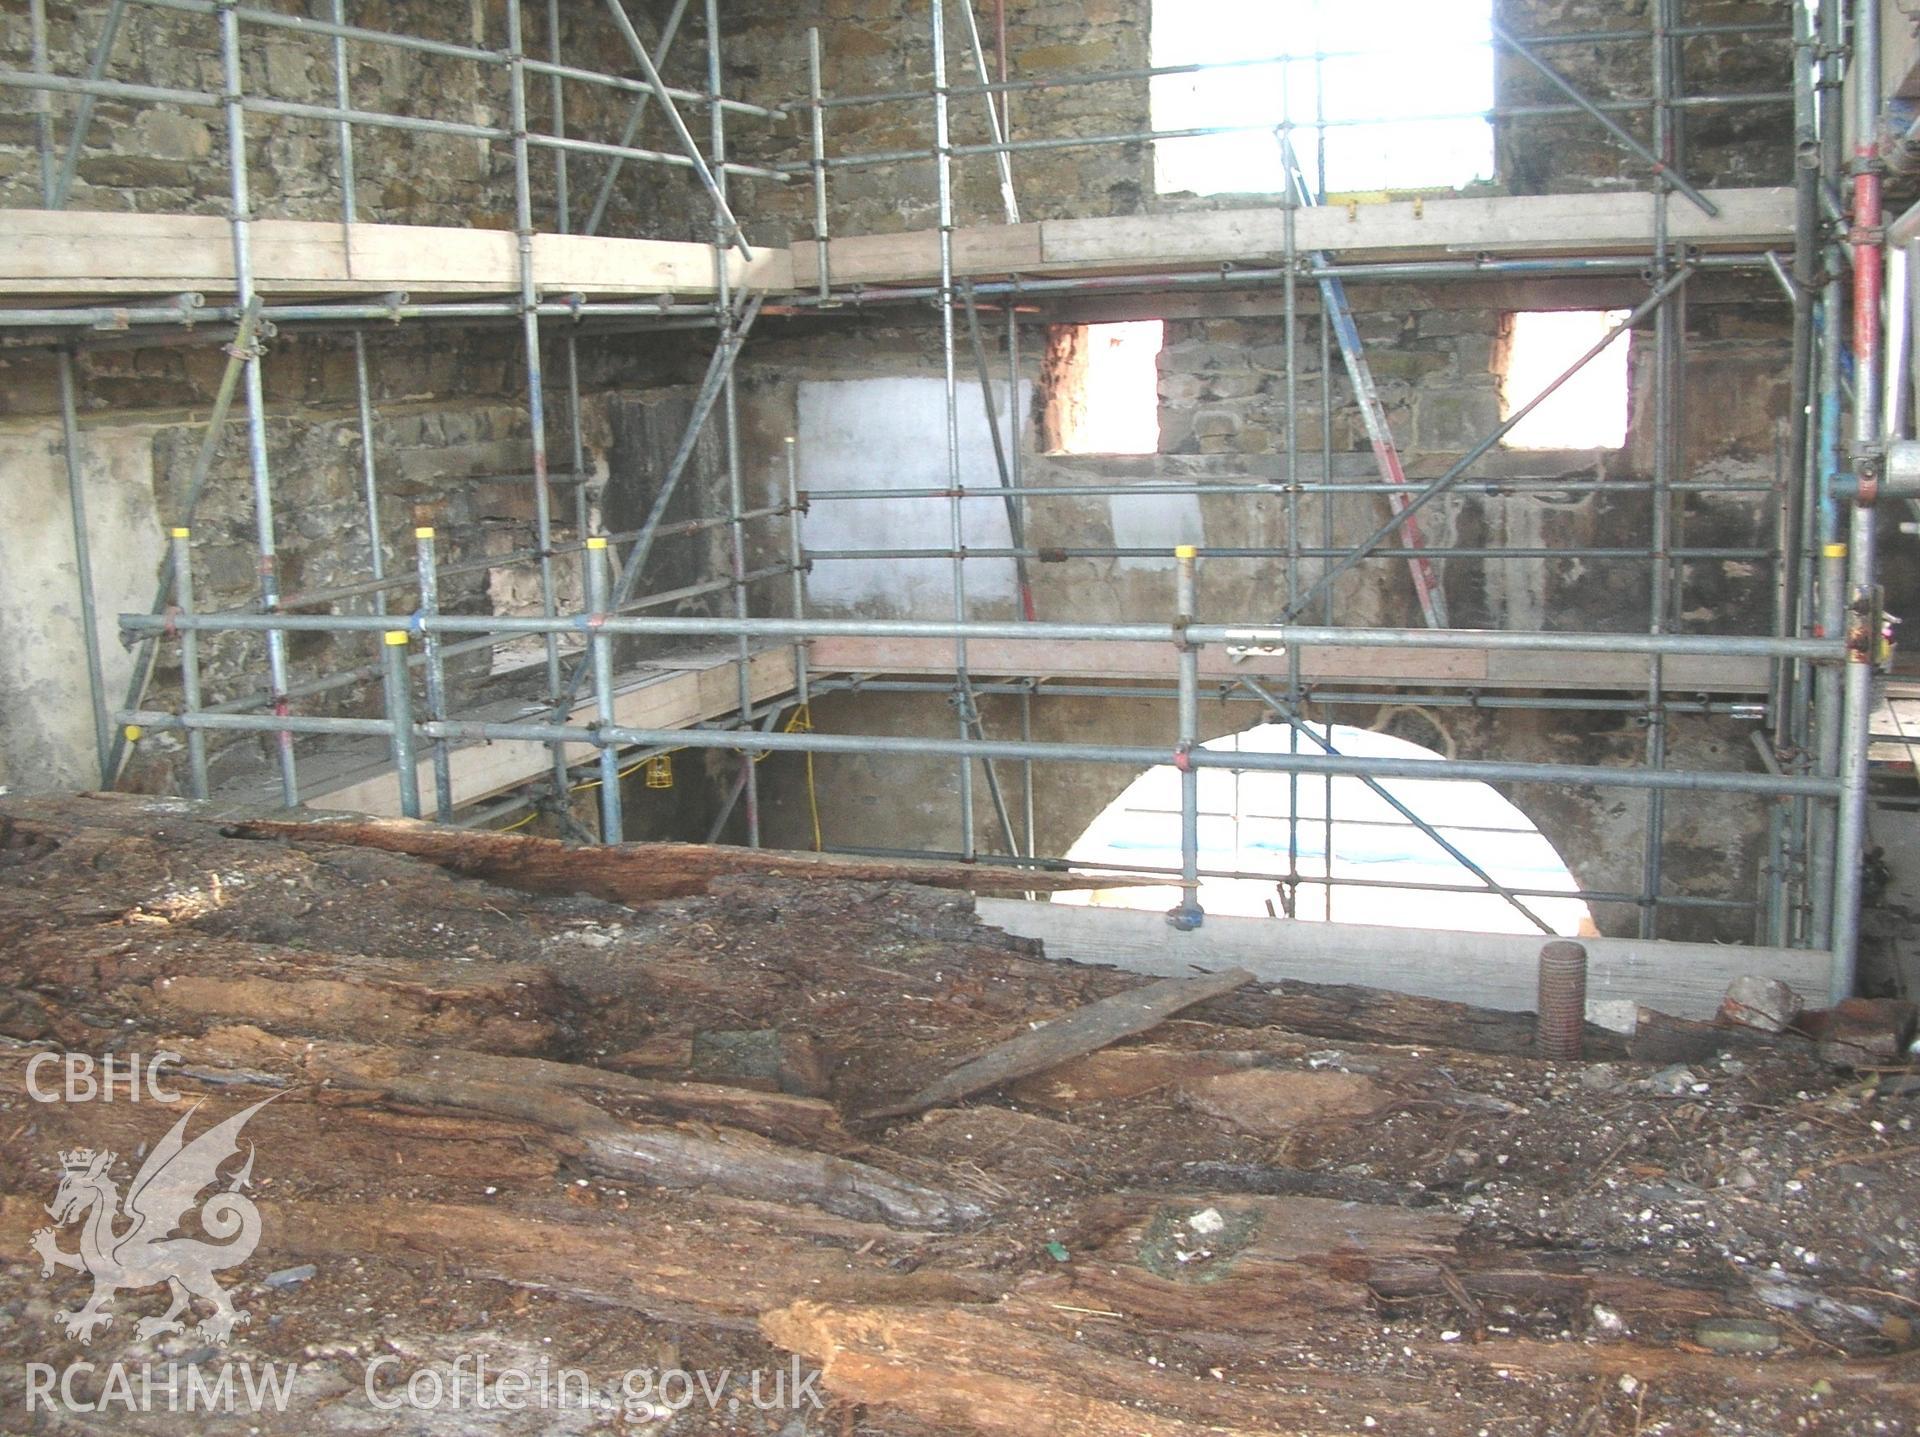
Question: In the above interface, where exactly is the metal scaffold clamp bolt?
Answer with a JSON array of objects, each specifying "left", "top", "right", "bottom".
[{"left": 1845, "top": 588, "right": 1891, "bottom": 669}]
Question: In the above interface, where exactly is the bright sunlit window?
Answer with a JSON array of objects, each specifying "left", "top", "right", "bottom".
[
  {"left": 1151, "top": 0, "right": 1495, "bottom": 197},
  {"left": 1044, "top": 321, "right": 1164, "bottom": 456},
  {"left": 1498, "top": 310, "right": 1633, "bottom": 450}
]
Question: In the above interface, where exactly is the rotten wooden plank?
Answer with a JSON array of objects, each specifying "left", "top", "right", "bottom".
[{"left": 224, "top": 813, "right": 1106, "bottom": 901}]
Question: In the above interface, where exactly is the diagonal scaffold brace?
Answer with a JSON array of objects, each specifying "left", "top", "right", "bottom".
[{"left": 1276, "top": 130, "right": 1448, "bottom": 629}]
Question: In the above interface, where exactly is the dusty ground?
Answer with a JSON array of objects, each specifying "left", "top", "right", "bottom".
[{"left": 0, "top": 792, "right": 1915, "bottom": 1435}]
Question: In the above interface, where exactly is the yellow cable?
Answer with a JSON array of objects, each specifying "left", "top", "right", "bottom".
[
  {"left": 805, "top": 749, "right": 821, "bottom": 852},
  {"left": 785, "top": 703, "right": 822, "bottom": 852}
]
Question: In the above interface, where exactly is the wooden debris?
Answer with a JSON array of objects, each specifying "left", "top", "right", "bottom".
[
  {"left": 1049, "top": 1192, "right": 1740, "bottom": 1342},
  {"left": 5, "top": 926, "right": 569, "bottom": 1054},
  {"left": 1, "top": 793, "right": 1910, "bottom": 1437},
  {"left": 1622, "top": 1004, "right": 1798, "bottom": 1065},
  {"left": 865, "top": 968, "right": 1256, "bottom": 1119},
  {"left": 1006, "top": 1047, "right": 1254, "bottom": 1109},
  {"left": 1215, "top": 977, "right": 1632, "bottom": 1060},
  {"left": 0, "top": 1195, "right": 997, "bottom": 1333}
]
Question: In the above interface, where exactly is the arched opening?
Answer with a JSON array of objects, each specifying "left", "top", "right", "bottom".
[{"left": 1058, "top": 723, "right": 1594, "bottom": 936}]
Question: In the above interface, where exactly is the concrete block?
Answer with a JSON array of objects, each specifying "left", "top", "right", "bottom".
[{"left": 1718, "top": 975, "right": 1803, "bottom": 1034}]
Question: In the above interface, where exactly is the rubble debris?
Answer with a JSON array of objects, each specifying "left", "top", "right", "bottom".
[
  {"left": 1804, "top": 996, "right": 1920, "bottom": 1068},
  {"left": 1720, "top": 975, "right": 1806, "bottom": 1034}
]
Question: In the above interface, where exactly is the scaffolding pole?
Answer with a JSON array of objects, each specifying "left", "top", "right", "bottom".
[{"left": 0, "top": 2, "right": 1849, "bottom": 970}]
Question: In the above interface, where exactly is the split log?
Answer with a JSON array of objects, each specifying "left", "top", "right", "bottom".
[
  {"left": 225, "top": 814, "right": 1106, "bottom": 901},
  {"left": 1, "top": 1029, "right": 982, "bottom": 1232},
  {"left": 282, "top": 1037, "right": 975, "bottom": 1229},
  {"left": 866, "top": 969, "right": 1256, "bottom": 1119},
  {"left": 303, "top": 1042, "right": 984, "bottom": 1230},
  {"left": 1624, "top": 1004, "right": 1805, "bottom": 1065},
  {"left": 761, "top": 1296, "right": 1908, "bottom": 1437},
  {"left": 1436, "top": 1336, "right": 1908, "bottom": 1395}
]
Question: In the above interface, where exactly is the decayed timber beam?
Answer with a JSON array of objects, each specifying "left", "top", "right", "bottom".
[{"left": 225, "top": 813, "right": 1107, "bottom": 898}]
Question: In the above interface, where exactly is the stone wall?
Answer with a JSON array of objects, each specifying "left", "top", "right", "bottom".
[
  {"left": 726, "top": 274, "right": 1787, "bottom": 942},
  {"left": 693, "top": 1, "right": 1800, "bottom": 941},
  {"left": 0, "top": 0, "right": 719, "bottom": 793},
  {"left": 0, "top": 0, "right": 659, "bottom": 232},
  {"left": 1147, "top": 283, "right": 1788, "bottom": 637},
  {"left": 0, "top": 318, "right": 746, "bottom": 795},
  {"left": 718, "top": 0, "right": 1796, "bottom": 242},
  {"left": 1494, "top": 0, "right": 1796, "bottom": 197},
  {"left": 0, "top": 1, "right": 1801, "bottom": 941}
]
